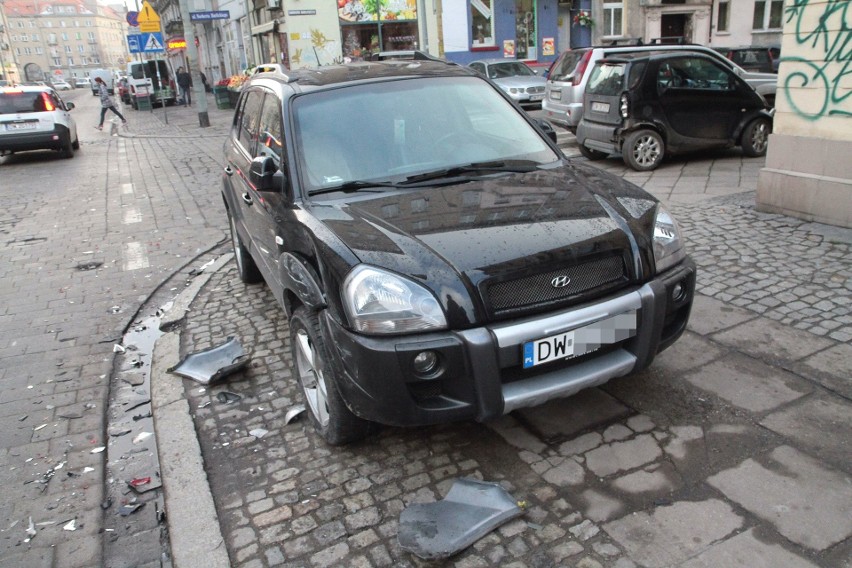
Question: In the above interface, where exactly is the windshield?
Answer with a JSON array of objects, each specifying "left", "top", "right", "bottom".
[
  {"left": 488, "top": 62, "right": 535, "bottom": 79},
  {"left": 292, "top": 76, "right": 559, "bottom": 193}
]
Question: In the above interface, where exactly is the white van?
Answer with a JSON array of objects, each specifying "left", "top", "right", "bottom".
[
  {"left": 89, "top": 69, "right": 114, "bottom": 96},
  {"left": 126, "top": 60, "right": 176, "bottom": 108}
]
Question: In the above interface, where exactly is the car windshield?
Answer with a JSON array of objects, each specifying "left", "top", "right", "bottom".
[
  {"left": 488, "top": 62, "right": 535, "bottom": 79},
  {"left": 292, "top": 75, "right": 559, "bottom": 193}
]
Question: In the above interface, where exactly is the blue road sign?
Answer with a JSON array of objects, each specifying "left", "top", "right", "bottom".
[
  {"left": 141, "top": 32, "right": 165, "bottom": 53},
  {"left": 127, "top": 34, "right": 142, "bottom": 54},
  {"left": 126, "top": 11, "right": 139, "bottom": 27},
  {"left": 189, "top": 10, "right": 230, "bottom": 22}
]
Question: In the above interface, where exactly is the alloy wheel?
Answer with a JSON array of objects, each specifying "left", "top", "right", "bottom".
[
  {"left": 632, "top": 134, "right": 661, "bottom": 168},
  {"left": 750, "top": 121, "right": 769, "bottom": 154},
  {"left": 294, "top": 329, "right": 330, "bottom": 427}
]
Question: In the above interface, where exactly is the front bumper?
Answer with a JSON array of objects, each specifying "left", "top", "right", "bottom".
[{"left": 323, "top": 258, "right": 696, "bottom": 427}]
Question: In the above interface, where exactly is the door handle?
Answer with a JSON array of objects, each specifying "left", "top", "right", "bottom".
[
  {"left": 241, "top": 192, "right": 253, "bottom": 205},
  {"left": 224, "top": 165, "right": 234, "bottom": 176}
]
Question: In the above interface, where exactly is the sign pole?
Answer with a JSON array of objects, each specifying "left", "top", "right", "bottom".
[{"left": 179, "top": 0, "right": 209, "bottom": 127}]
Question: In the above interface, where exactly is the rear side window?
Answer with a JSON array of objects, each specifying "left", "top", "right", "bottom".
[
  {"left": 587, "top": 64, "right": 626, "bottom": 96},
  {"left": 549, "top": 50, "right": 588, "bottom": 81},
  {"left": 0, "top": 91, "right": 47, "bottom": 113}
]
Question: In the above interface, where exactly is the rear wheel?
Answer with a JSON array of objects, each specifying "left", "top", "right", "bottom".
[
  {"left": 72, "top": 133, "right": 80, "bottom": 150},
  {"left": 741, "top": 118, "right": 771, "bottom": 157},
  {"left": 578, "top": 144, "right": 608, "bottom": 161},
  {"left": 61, "top": 133, "right": 74, "bottom": 159},
  {"left": 290, "top": 307, "right": 372, "bottom": 445},
  {"left": 227, "top": 209, "right": 262, "bottom": 284},
  {"left": 623, "top": 129, "right": 664, "bottom": 171}
]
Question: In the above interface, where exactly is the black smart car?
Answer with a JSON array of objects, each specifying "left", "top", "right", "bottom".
[
  {"left": 223, "top": 59, "right": 695, "bottom": 444},
  {"left": 576, "top": 52, "right": 774, "bottom": 171}
]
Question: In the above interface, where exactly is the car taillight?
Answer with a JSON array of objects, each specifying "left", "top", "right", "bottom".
[
  {"left": 41, "top": 92, "right": 55, "bottom": 111},
  {"left": 572, "top": 50, "right": 593, "bottom": 86},
  {"left": 620, "top": 93, "right": 629, "bottom": 118}
]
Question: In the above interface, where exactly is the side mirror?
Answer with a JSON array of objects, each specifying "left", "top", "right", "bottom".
[
  {"left": 249, "top": 155, "right": 286, "bottom": 192},
  {"left": 534, "top": 118, "right": 558, "bottom": 144},
  {"left": 66, "top": 102, "right": 75, "bottom": 111}
]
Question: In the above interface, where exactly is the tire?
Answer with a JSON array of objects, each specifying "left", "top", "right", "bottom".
[
  {"left": 622, "top": 129, "right": 664, "bottom": 171},
  {"left": 61, "top": 133, "right": 74, "bottom": 159},
  {"left": 72, "top": 134, "right": 80, "bottom": 150},
  {"left": 741, "top": 118, "right": 771, "bottom": 157},
  {"left": 289, "top": 307, "right": 372, "bottom": 445},
  {"left": 578, "top": 144, "right": 608, "bottom": 161},
  {"left": 227, "top": 209, "right": 263, "bottom": 284}
]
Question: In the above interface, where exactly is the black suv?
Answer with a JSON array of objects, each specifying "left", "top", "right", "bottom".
[
  {"left": 223, "top": 60, "right": 695, "bottom": 444},
  {"left": 576, "top": 52, "right": 773, "bottom": 171}
]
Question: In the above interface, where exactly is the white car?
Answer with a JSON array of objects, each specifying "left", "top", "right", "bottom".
[
  {"left": 74, "top": 77, "right": 91, "bottom": 89},
  {"left": 0, "top": 85, "right": 79, "bottom": 159},
  {"left": 53, "top": 80, "right": 73, "bottom": 91},
  {"left": 469, "top": 59, "right": 547, "bottom": 107}
]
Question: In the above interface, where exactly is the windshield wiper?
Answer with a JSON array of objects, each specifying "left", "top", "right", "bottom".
[
  {"left": 308, "top": 179, "right": 402, "bottom": 196},
  {"left": 401, "top": 160, "right": 542, "bottom": 185}
]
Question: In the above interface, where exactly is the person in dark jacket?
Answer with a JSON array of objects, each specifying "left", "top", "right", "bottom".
[
  {"left": 94, "top": 76, "right": 126, "bottom": 130},
  {"left": 176, "top": 67, "right": 192, "bottom": 106}
]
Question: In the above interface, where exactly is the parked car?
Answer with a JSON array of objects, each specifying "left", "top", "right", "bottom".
[
  {"left": 0, "top": 85, "right": 79, "bottom": 159},
  {"left": 222, "top": 60, "right": 696, "bottom": 444},
  {"left": 715, "top": 46, "right": 776, "bottom": 73},
  {"left": 576, "top": 52, "right": 773, "bottom": 171},
  {"left": 469, "top": 59, "right": 546, "bottom": 107},
  {"left": 74, "top": 77, "right": 91, "bottom": 89},
  {"left": 543, "top": 43, "right": 778, "bottom": 132},
  {"left": 117, "top": 76, "right": 131, "bottom": 104},
  {"left": 52, "top": 80, "right": 73, "bottom": 91}
]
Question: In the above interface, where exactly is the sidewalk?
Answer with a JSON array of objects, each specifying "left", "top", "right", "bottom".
[{"left": 145, "top": 120, "right": 851, "bottom": 567}]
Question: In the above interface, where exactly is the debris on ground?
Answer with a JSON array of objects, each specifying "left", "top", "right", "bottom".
[
  {"left": 132, "top": 432, "right": 152, "bottom": 444},
  {"left": 249, "top": 428, "right": 268, "bottom": 439},
  {"left": 24, "top": 517, "right": 36, "bottom": 541},
  {"left": 63, "top": 519, "right": 76, "bottom": 531},
  {"left": 216, "top": 391, "right": 242, "bottom": 404},
  {"left": 285, "top": 405, "right": 306, "bottom": 425},
  {"left": 398, "top": 478, "right": 524, "bottom": 560},
  {"left": 118, "top": 502, "right": 145, "bottom": 516},
  {"left": 168, "top": 337, "right": 251, "bottom": 385}
]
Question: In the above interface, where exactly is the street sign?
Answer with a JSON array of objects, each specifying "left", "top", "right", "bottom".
[
  {"left": 189, "top": 11, "right": 230, "bottom": 22},
  {"left": 137, "top": 0, "right": 161, "bottom": 33},
  {"left": 141, "top": 32, "right": 165, "bottom": 53},
  {"left": 126, "top": 11, "right": 139, "bottom": 27},
  {"left": 127, "top": 34, "right": 142, "bottom": 53}
]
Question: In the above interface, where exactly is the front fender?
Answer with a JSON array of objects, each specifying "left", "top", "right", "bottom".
[
  {"left": 280, "top": 252, "right": 326, "bottom": 316},
  {"left": 734, "top": 108, "right": 774, "bottom": 142}
]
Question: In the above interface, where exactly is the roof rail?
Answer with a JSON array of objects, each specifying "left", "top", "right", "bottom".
[{"left": 253, "top": 63, "right": 287, "bottom": 75}]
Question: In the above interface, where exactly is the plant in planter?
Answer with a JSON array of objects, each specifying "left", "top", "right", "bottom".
[{"left": 573, "top": 10, "right": 594, "bottom": 27}]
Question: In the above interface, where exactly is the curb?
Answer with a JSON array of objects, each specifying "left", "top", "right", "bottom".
[{"left": 151, "top": 253, "right": 234, "bottom": 568}]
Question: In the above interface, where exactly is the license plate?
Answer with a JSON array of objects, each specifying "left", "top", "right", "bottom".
[
  {"left": 6, "top": 122, "right": 36, "bottom": 131},
  {"left": 550, "top": 90, "right": 561, "bottom": 101},
  {"left": 530, "top": 94, "right": 544, "bottom": 101},
  {"left": 522, "top": 311, "right": 637, "bottom": 369},
  {"left": 591, "top": 102, "right": 610, "bottom": 113}
]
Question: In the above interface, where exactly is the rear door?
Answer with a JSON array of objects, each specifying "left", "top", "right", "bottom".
[{"left": 655, "top": 56, "right": 743, "bottom": 142}]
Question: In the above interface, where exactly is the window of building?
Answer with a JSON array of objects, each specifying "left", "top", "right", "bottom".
[
  {"left": 515, "top": 0, "right": 537, "bottom": 59},
  {"left": 36, "top": 47, "right": 43, "bottom": 54},
  {"left": 753, "top": 0, "right": 784, "bottom": 30},
  {"left": 603, "top": 2, "right": 624, "bottom": 37},
  {"left": 62, "top": 32, "right": 68, "bottom": 40},
  {"left": 67, "top": 57, "right": 74, "bottom": 65},
  {"left": 20, "top": 35, "right": 28, "bottom": 42},
  {"left": 45, "top": 21, "right": 52, "bottom": 28},
  {"left": 61, "top": 20, "right": 66, "bottom": 27},
  {"left": 32, "top": 34, "right": 39, "bottom": 41},
  {"left": 88, "top": 32, "right": 95, "bottom": 40},
  {"left": 86, "top": 20, "right": 92, "bottom": 27},
  {"left": 24, "top": 47, "right": 31, "bottom": 55},
  {"left": 471, "top": 0, "right": 495, "bottom": 47},
  {"left": 15, "top": 48, "right": 21, "bottom": 55},
  {"left": 339, "top": 3, "right": 419, "bottom": 61},
  {"left": 76, "top": 32, "right": 81, "bottom": 40},
  {"left": 53, "top": 57, "right": 61, "bottom": 65},
  {"left": 65, "top": 45, "right": 71, "bottom": 53},
  {"left": 78, "top": 44, "right": 85, "bottom": 53},
  {"left": 716, "top": 0, "right": 730, "bottom": 32}
]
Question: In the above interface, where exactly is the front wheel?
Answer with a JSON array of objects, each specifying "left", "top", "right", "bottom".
[
  {"left": 623, "top": 129, "right": 664, "bottom": 171},
  {"left": 289, "top": 307, "right": 372, "bottom": 445},
  {"left": 741, "top": 118, "right": 771, "bottom": 157},
  {"left": 227, "top": 209, "right": 262, "bottom": 284}
]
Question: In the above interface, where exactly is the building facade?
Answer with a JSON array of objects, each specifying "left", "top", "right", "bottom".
[{"left": 3, "top": 0, "right": 128, "bottom": 83}]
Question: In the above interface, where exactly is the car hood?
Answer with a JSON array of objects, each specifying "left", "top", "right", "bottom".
[
  {"left": 494, "top": 76, "right": 546, "bottom": 89},
  {"left": 309, "top": 162, "right": 659, "bottom": 326}
]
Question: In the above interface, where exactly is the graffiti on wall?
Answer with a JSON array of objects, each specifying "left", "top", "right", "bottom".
[{"left": 781, "top": 0, "right": 852, "bottom": 120}]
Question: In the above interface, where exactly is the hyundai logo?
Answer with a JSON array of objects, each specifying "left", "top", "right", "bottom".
[{"left": 551, "top": 275, "right": 571, "bottom": 288}]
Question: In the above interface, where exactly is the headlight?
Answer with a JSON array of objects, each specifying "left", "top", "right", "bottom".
[
  {"left": 653, "top": 206, "right": 686, "bottom": 273},
  {"left": 342, "top": 265, "right": 447, "bottom": 335}
]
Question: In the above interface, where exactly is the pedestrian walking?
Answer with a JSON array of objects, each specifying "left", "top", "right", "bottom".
[
  {"left": 94, "top": 76, "right": 126, "bottom": 130},
  {"left": 177, "top": 67, "right": 192, "bottom": 106}
]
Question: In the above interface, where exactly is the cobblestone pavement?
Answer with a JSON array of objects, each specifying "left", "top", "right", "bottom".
[{"left": 169, "top": 134, "right": 850, "bottom": 565}]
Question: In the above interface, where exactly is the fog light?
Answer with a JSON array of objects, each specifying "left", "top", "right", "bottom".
[
  {"left": 672, "top": 281, "right": 686, "bottom": 302},
  {"left": 413, "top": 351, "right": 439, "bottom": 375}
]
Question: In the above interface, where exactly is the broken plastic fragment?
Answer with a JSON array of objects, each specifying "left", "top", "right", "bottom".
[
  {"left": 83, "top": 467, "right": 95, "bottom": 473},
  {"left": 168, "top": 337, "right": 251, "bottom": 385},
  {"left": 63, "top": 519, "right": 76, "bottom": 531},
  {"left": 398, "top": 478, "right": 523, "bottom": 560},
  {"left": 118, "top": 502, "right": 145, "bottom": 516},
  {"left": 26, "top": 517, "right": 36, "bottom": 538},
  {"left": 249, "top": 428, "right": 268, "bottom": 439},
  {"left": 34, "top": 424, "right": 48, "bottom": 431},
  {"left": 132, "top": 432, "right": 152, "bottom": 444},
  {"left": 113, "top": 344, "right": 126, "bottom": 353},
  {"left": 217, "top": 391, "right": 242, "bottom": 404},
  {"left": 285, "top": 405, "right": 306, "bottom": 425},
  {"left": 91, "top": 446, "right": 106, "bottom": 454},
  {"left": 129, "top": 477, "right": 151, "bottom": 487}
]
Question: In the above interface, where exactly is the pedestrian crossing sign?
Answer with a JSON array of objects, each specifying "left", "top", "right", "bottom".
[{"left": 141, "top": 32, "right": 165, "bottom": 53}]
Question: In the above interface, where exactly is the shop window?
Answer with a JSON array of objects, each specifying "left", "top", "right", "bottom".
[
  {"left": 340, "top": 0, "right": 419, "bottom": 60},
  {"left": 471, "top": 0, "right": 495, "bottom": 47},
  {"left": 515, "top": 0, "right": 536, "bottom": 60}
]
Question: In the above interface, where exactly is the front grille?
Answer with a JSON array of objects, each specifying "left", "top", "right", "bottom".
[
  {"left": 526, "top": 86, "right": 546, "bottom": 94},
  {"left": 487, "top": 255, "right": 627, "bottom": 316}
]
